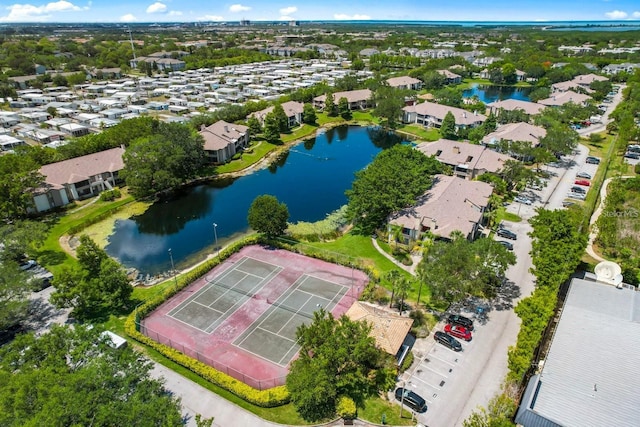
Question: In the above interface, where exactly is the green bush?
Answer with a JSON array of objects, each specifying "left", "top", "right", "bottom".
[
  {"left": 635, "top": 163, "right": 640, "bottom": 175},
  {"left": 399, "top": 350, "right": 414, "bottom": 373},
  {"left": 336, "top": 396, "right": 357, "bottom": 420},
  {"left": 99, "top": 188, "right": 122, "bottom": 202}
]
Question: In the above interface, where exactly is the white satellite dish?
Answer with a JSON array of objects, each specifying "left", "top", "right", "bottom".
[{"left": 594, "top": 261, "right": 623, "bottom": 286}]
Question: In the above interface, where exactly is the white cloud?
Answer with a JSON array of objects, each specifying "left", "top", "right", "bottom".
[
  {"left": 633, "top": 11, "right": 640, "bottom": 18},
  {"left": 604, "top": 10, "right": 628, "bottom": 19},
  {"left": 197, "top": 14, "right": 224, "bottom": 21},
  {"left": 0, "top": 1, "right": 82, "bottom": 22},
  {"left": 334, "top": 13, "right": 370, "bottom": 20},
  {"left": 146, "top": 2, "right": 166, "bottom": 14},
  {"left": 279, "top": 6, "right": 297, "bottom": 15},
  {"left": 120, "top": 13, "right": 137, "bottom": 22},
  {"left": 229, "top": 4, "right": 250, "bottom": 13},
  {"left": 168, "top": 10, "right": 182, "bottom": 16}
]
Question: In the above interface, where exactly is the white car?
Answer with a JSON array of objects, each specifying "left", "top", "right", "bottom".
[{"left": 514, "top": 196, "right": 533, "bottom": 205}]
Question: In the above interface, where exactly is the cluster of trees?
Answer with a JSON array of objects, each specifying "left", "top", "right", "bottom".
[
  {"left": 345, "top": 144, "right": 446, "bottom": 234},
  {"left": 0, "top": 221, "right": 48, "bottom": 336},
  {"left": 51, "top": 235, "right": 132, "bottom": 319},
  {"left": 286, "top": 309, "right": 396, "bottom": 421},
  {"left": 0, "top": 325, "right": 186, "bottom": 426},
  {"left": 417, "top": 232, "right": 516, "bottom": 306},
  {"left": 120, "top": 122, "right": 206, "bottom": 198},
  {"left": 596, "top": 178, "right": 640, "bottom": 285},
  {"left": 508, "top": 209, "right": 587, "bottom": 382}
]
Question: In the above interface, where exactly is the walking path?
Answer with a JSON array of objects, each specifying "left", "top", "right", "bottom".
[
  {"left": 370, "top": 237, "right": 420, "bottom": 275},
  {"left": 585, "top": 175, "right": 633, "bottom": 262}
]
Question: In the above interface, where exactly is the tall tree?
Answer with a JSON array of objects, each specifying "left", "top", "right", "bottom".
[
  {"left": 120, "top": 122, "right": 205, "bottom": 198},
  {"left": 302, "top": 103, "right": 317, "bottom": 125},
  {"left": 373, "top": 86, "right": 406, "bottom": 129},
  {"left": 51, "top": 236, "right": 131, "bottom": 318},
  {"left": 286, "top": 309, "right": 396, "bottom": 421},
  {"left": 440, "top": 111, "right": 457, "bottom": 140},
  {"left": 346, "top": 144, "right": 445, "bottom": 234},
  {"left": 0, "top": 154, "right": 44, "bottom": 221},
  {"left": 247, "top": 195, "right": 289, "bottom": 238},
  {"left": 0, "top": 325, "right": 184, "bottom": 426},
  {"left": 263, "top": 112, "right": 281, "bottom": 143},
  {"left": 0, "top": 262, "right": 31, "bottom": 335},
  {"left": 325, "top": 93, "right": 337, "bottom": 117},
  {"left": 273, "top": 104, "right": 289, "bottom": 132},
  {"left": 338, "top": 97, "right": 351, "bottom": 120},
  {"left": 417, "top": 235, "right": 515, "bottom": 305},
  {"left": 246, "top": 115, "right": 262, "bottom": 136}
]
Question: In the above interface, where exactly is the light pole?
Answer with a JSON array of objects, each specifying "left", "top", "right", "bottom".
[
  {"left": 399, "top": 380, "right": 406, "bottom": 418},
  {"left": 213, "top": 222, "right": 219, "bottom": 257},
  {"left": 168, "top": 248, "right": 177, "bottom": 286}
]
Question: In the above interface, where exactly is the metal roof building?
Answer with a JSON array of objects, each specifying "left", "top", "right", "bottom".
[{"left": 515, "top": 277, "right": 640, "bottom": 427}]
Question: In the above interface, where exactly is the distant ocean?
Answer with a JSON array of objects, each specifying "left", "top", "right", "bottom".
[{"left": 298, "top": 20, "right": 640, "bottom": 30}]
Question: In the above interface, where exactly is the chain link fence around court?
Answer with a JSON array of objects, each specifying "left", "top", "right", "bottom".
[{"left": 138, "top": 320, "right": 287, "bottom": 390}]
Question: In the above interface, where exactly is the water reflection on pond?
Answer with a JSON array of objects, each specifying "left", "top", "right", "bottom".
[{"left": 105, "top": 125, "right": 407, "bottom": 275}]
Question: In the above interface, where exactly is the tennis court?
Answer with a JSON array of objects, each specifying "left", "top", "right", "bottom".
[{"left": 141, "top": 245, "right": 368, "bottom": 389}]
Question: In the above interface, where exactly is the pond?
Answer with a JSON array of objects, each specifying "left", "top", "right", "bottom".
[
  {"left": 105, "top": 125, "right": 406, "bottom": 275},
  {"left": 463, "top": 84, "right": 533, "bottom": 104}
]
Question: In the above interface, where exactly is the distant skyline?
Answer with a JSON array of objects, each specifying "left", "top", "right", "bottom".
[{"left": 1, "top": 1, "right": 640, "bottom": 24}]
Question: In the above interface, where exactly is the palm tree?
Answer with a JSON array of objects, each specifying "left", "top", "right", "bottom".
[
  {"left": 384, "top": 270, "right": 401, "bottom": 308},
  {"left": 395, "top": 277, "right": 413, "bottom": 314}
]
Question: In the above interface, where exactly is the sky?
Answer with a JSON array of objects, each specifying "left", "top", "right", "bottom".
[{"left": 0, "top": 0, "right": 640, "bottom": 24}]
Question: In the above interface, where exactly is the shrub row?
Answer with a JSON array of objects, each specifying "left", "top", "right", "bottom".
[{"left": 124, "top": 234, "right": 290, "bottom": 407}]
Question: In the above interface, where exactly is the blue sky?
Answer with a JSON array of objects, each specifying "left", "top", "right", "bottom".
[{"left": 0, "top": 0, "right": 639, "bottom": 23}]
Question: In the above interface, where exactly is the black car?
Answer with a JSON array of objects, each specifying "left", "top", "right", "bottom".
[
  {"left": 586, "top": 156, "right": 600, "bottom": 164},
  {"left": 497, "top": 228, "right": 517, "bottom": 240},
  {"left": 624, "top": 152, "right": 640, "bottom": 159},
  {"left": 434, "top": 331, "right": 463, "bottom": 352},
  {"left": 571, "top": 186, "right": 586, "bottom": 194},
  {"left": 447, "top": 314, "right": 474, "bottom": 331},
  {"left": 497, "top": 240, "right": 513, "bottom": 251},
  {"left": 394, "top": 388, "right": 428, "bottom": 413}
]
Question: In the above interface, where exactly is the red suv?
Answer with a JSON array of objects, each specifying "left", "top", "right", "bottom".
[{"left": 445, "top": 323, "right": 472, "bottom": 341}]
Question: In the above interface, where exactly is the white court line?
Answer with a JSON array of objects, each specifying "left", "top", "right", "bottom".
[
  {"left": 202, "top": 267, "right": 283, "bottom": 333},
  {"left": 233, "top": 256, "right": 283, "bottom": 278},
  {"left": 231, "top": 329, "right": 298, "bottom": 367}
]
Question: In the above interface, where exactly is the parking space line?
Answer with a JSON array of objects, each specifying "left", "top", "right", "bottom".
[
  {"left": 420, "top": 364, "right": 449, "bottom": 378},
  {"left": 410, "top": 374, "right": 446, "bottom": 390},
  {"left": 427, "top": 352, "right": 459, "bottom": 366}
]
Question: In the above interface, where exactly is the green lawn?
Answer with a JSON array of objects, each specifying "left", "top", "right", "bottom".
[
  {"left": 38, "top": 195, "right": 136, "bottom": 276},
  {"left": 281, "top": 123, "right": 319, "bottom": 144},
  {"left": 208, "top": 140, "right": 278, "bottom": 174},
  {"left": 397, "top": 124, "right": 440, "bottom": 142},
  {"left": 358, "top": 396, "right": 414, "bottom": 426}
]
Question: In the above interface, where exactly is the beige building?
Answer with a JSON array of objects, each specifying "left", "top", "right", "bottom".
[
  {"left": 386, "top": 75, "right": 423, "bottom": 90},
  {"left": 34, "top": 147, "right": 124, "bottom": 212},
  {"left": 388, "top": 174, "right": 494, "bottom": 242},
  {"left": 344, "top": 301, "right": 414, "bottom": 365},
  {"left": 200, "top": 120, "right": 249, "bottom": 164},
  {"left": 313, "top": 89, "right": 373, "bottom": 111},
  {"left": 249, "top": 101, "right": 304, "bottom": 128},
  {"left": 403, "top": 102, "right": 486, "bottom": 130},
  {"left": 416, "top": 139, "right": 510, "bottom": 179}
]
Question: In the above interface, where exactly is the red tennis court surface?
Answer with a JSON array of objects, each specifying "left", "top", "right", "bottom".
[{"left": 141, "top": 245, "right": 368, "bottom": 390}]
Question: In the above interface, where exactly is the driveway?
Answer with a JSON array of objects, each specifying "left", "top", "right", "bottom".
[{"left": 404, "top": 218, "right": 534, "bottom": 427}]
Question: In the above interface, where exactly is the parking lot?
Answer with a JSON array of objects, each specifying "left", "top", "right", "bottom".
[{"left": 395, "top": 142, "right": 604, "bottom": 426}]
